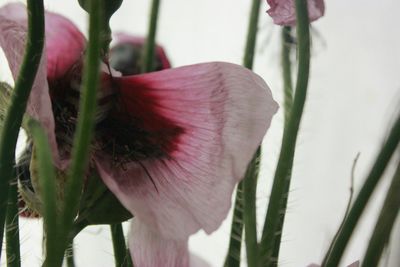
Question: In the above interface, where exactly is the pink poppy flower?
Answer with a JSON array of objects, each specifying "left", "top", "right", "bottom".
[
  {"left": 0, "top": 3, "right": 278, "bottom": 266},
  {"left": 266, "top": 0, "right": 325, "bottom": 26}
]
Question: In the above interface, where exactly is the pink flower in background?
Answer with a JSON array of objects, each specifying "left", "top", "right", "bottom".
[
  {"left": 266, "top": 0, "right": 325, "bottom": 26},
  {"left": 0, "top": 3, "right": 278, "bottom": 267}
]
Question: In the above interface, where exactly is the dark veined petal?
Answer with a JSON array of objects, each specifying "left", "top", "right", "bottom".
[
  {"left": 266, "top": 0, "right": 325, "bottom": 26},
  {"left": 44, "top": 9, "right": 86, "bottom": 83},
  {"left": 94, "top": 62, "right": 278, "bottom": 263}
]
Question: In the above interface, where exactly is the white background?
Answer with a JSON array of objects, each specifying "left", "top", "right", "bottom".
[{"left": 1, "top": 0, "right": 400, "bottom": 266}]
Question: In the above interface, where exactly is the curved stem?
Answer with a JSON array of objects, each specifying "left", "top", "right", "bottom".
[
  {"left": 225, "top": 0, "right": 261, "bottom": 266},
  {"left": 224, "top": 183, "right": 244, "bottom": 267},
  {"left": 28, "top": 119, "right": 58, "bottom": 266},
  {"left": 111, "top": 224, "right": 130, "bottom": 267},
  {"left": 60, "top": 0, "right": 103, "bottom": 262},
  {"left": 0, "top": 0, "right": 44, "bottom": 254},
  {"left": 141, "top": 0, "right": 161, "bottom": 73},
  {"left": 259, "top": 0, "right": 311, "bottom": 266},
  {"left": 362, "top": 161, "right": 400, "bottom": 267},
  {"left": 324, "top": 113, "right": 400, "bottom": 267},
  {"left": 281, "top": 26, "right": 294, "bottom": 124},
  {"left": 6, "top": 177, "right": 21, "bottom": 267}
]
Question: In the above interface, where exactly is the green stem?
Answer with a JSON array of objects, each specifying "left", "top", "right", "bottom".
[
  {"left": 224, "top": 183, "right": 244, "bottom": 267},
  {"left": 322, "top": 153, "right": 359, "bottom": 266},
  {"left": 28, "top": 119, "right": 58, "bottom": 267},
  {"left": 324, "top": 114, "right": 400, "bottom": 267},
  {"left": 141, "top": 0, "right": 161, "bottom": 73},
  {"left": 60, "top": 0, "right": 103, "bottom": 262},
  {"left": 0, "top": 0, "right": 44, "bottom": 254},
  {"left": 266, "top": 25, "right": 295, "bottom": 267},
  {"left": 225, "top": 0, "right": 261, "bottom": 266},
  {"left": 362, "top": 161, "right": 400, "bottom": 267},
  {"left": 281, "top": 26, "right": 294, "bottom": 124},
  {"left": 111, "top": 224, "right": 130, "bottom": 267},
  {"left": 66, "top": 241, "right": 75, "bottom": 267},
  {"left": 243, "top": 149, "right": 261, "bottom": 267},
  {"left": 259, "top": 0, "right": 311, "bottom": 266},
  {"left": 243, "top": 0, "right": 261, "bottom": 70},
  {"left": 6, "top": 177, "right": 21, "bottom": 267}
]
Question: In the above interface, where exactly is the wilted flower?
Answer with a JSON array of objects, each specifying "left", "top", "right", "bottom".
[
  {"left": 266, "top": 0, "right": 325, "bottom": 26},
  {"left": 0, "top": 3, "right": 278, "bottom": 266}
]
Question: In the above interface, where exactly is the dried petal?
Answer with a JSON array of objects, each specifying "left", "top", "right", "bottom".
[{"left": 267, "top": 0, "right": 325, "bottom": 26}]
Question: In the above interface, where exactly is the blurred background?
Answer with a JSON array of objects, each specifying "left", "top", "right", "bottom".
[{"left": 1, "top": 0, "right": 400, "bottom": 266}]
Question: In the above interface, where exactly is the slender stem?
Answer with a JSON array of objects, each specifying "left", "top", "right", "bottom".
[
  {"left": 362, "top": 161, "right": 400, "bottom": 266},
  {"left": 267, "top": 25, "right": 295, "bottom": 267},
  {"left": 259, "top": 0, "right": 311, "bottom": 266},
  {"left": 322, "top": 153, "right": 359, "bottom": 265},
  {"left": 6, "top": 177, "right": 21, "bottom": 267},
  {"left": 243, "top": 149, "right": 261, "bottom": 267},
  {"left": 111, "top": 224, "right": 130, "bottom": 267},
  {"left": 141, "top": 0, "right": 161, "bottom": 73},
  {"left": 324, "top": 114, "right": 400, "bottom": 267},
  {"left": 0, "top": 0, "right": 44, "bottom": 254},
  {"left": 281, "top": 26, "right": 294, "bottom": 124},
  {"left": 224, "top": 183, "right": 244, "bottom": 267},
  {"left": 66, "top": 242, "right": 75, "bottom": 267},
  {"left": 28, "top": 119, "right": 58, "bottom": 266},
  {"left": 225, "top": 0, "right": 261, "bottom": 266},
  {"left": 60, "top": 0, "right": 103, "bottom": 262},
  {"left": 243, "top": 0, "right": 261, "bottom": 69}
]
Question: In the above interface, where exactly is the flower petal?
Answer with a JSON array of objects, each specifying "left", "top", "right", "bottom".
[
  {"left": 266, "top": 0, "right": 325, "bottom": 26},
  {"left": 44, "top": 10, "right": 86, "bottom": 83},
  {"left": 129, "top": 220, "right": 189, "bottom": 267},
  {"left": 95, "top": 62, "right": 278, "bottom": 241},
  {"left": 0, "top": 3, "right": 61, "bottom": 166}
]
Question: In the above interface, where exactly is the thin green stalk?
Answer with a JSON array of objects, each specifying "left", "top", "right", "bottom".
[
  {"left": 243, "top": 149, "right": 261, "bottom": 267},
  {"left": 6, "top": 177, "right": 21, "bottom": 267},
  {"left": 242, "top": 1, "right": 262, "bottom": 265},
  {"left": 141, "top": 0, "right": 161, "bottom": 73},
  {"left": 281, "top": 26, "right": 294, "bottom": 124},
  {"left": 0, "top": 0, "right": 44, "bottom": 254},
  {"left": 362, "top": 161, "right": 400, "bottom": 267},
  {"left": 324, "top": 114, "right": 400, "bottom": 267},
  {"left": 259, "top": 0, "right": 311, "bottom": 266},
  {"left": 321, "top": 153, "right": 359, "bottom": 266},
  {"left": 28, "top": 119, "right": 58, "bottom": 266},
  {"left": 60, "top": 0, "right": 103, "bottom": 261},
  {"left": 225, "top": 0, "right": 261, "bottom": 266},
  {"left": 267, "top": 25, "right": 295, "bottom": 266},
  {"left": 111, "top": 224, "right": 130, "bottom": 267},
  {"left": 66, "top": 242, "right": 75, "bottom": 267},
  {"left": 224, "top": 183, "right": 244, "bottom": 267}
]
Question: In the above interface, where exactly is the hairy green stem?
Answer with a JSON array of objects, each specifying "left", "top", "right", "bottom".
[
  {"left": 362, "top": 161, "right": 400, "bottom": 266},
  {"left": 225, "top": 0, "right": 261, "bottom": 266},
  {"left": 6, "top": 177, "right": 21, "bottom": 267},
  {"left": 0, "top": 0, "right": 44, "bottom": 255},
  {"left": 324, "top": 114, "right": 400, "bottom": 267},
  {"left": 59, "top": 0, "right": 103, "bottom": 263},
  {"left": 111, "top": 224, "right": 130, "bottom": 267},
  {"left": 259, "top": 0, "right": 311, "bottom": 266},
  {"left": 66, "top": 242, "right": 75, "bottom": 267},
  {"left": 28, "top": 119, "right": 58, "bottom": 266},
  {"left": 224, "top": 183, "right": 244, "bottom": 267},
  {"left": 281, "top": 26, "right": 294, "bottom": 124},
  {"left": 141, "top": 0, "right": 161, "bottom": 73}
]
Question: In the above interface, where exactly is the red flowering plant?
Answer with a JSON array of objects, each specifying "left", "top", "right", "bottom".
[
  {"left": 1, "top": 0, "right": 399, "bottom": 267},
  {"left": 0, "top": 2, "right": 277, "bottom": 266}
]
